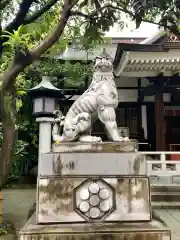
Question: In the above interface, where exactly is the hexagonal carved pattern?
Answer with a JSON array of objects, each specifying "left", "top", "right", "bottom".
[
  {"left": 74, "top": 179, "right": 115, "bottom": 221},
  {"left": 37, "top": 177, "right": 151, "bottom": 223}
]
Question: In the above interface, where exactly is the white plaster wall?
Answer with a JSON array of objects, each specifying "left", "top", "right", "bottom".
[
  {"left": 116, "top": 77, "right": 170, "bottom": 102},
  {"left": 68, "top": 77, "right": 170, "bottom": 102},
  {"left": 118, "top": 89, "right": 138, "bottom": 102},
  {"left": 115, "top": 77, "right": 138, "bottom": 87},
  {"left": 118, "top": 90, "right": 170, "bottom": 102},
  {"left": 69, "top": 90, "right": 170, "bottom": 102},
  {"left": 57, "top": 43, "right": 118, "bottom": 60},
  {"left": 144, "top": 93, "right": 170, "bottom": 102},
  {"left": 69, "top": 90, "right": 139, "bottom": 102}
]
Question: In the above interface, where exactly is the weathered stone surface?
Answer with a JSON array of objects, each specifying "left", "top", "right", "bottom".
[
  {"left": 19, "top": 214, "right": 171, "bottom": 240},
  {"left": 52, "top": 141, "right": 138, "bottom": 153},
  {"left": 37, "top": 177, "right": 151, "bottom": 224},
  {"left": 39, "top": 152, "right": 145, "bottom": 176}
]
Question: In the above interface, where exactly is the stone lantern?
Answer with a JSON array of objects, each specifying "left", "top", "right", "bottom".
[
  {"left": 29, "top": 76, "right": 62, "bottom": 118},
  {"left": 29, "top": 76, "right": 62, "bottom": 160}
]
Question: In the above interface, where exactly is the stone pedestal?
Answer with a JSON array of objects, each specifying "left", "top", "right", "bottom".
[
  {"left": 19, "top": 214, "right": 170, "bottom": 240},
  {"left": 19, "top": 142, "right": 171, "bottom": 239}
]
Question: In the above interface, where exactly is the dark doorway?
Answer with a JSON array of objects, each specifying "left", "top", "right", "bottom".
[
  {"left": 146, "top": 104, "right": 156, "bottom": 150},
  {"left": 165, "top": 116, "right": 180, "bottom": 150}
]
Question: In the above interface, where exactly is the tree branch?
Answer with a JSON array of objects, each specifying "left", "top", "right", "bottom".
[
  {"left": 71, "top": 11, "right": 91, "bottom": 19},
  {"left": 5, "top": 0, "right": 35, "bottom": 32},
  {"left": 31, "top": 0, "right": 77, "bottom": 58},
  {"left": 23, "top": 0, "right": 59, "bottom": 25},
  {"left": 69, "top": 0, "right": 80, "bottom": 9},
  {"left": 0, "top": 0, "right": 79, "bottom": 91},
  {"left": 71, "top": 4, "right": 113, "bottom": 19},
  {"left": 71, "top": 4, "right": 163, "bottom": 27}
]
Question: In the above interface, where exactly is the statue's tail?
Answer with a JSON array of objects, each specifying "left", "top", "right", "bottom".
[
  {"left": 53, "top": 110, "right": 65, "bottom": 125},
  {"left": 52, "top": 110, "right": 65, "bottom": 142}
]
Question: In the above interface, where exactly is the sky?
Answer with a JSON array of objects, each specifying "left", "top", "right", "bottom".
[{"left": 105, "top": 22, "right": 161, "bottom": 38}]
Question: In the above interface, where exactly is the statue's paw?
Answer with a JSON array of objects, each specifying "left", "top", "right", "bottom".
[
  {"left": 118, "top": 136, "right": 125, "bottom": 142},
  {"left": 124, "top": 137, "right": 130, "bottom": 142},
  {"left": 92, "top": 136, "right": 102, "bottom": 142},
  {"left": 118, "top": 136, "right": 130, "bottom": 142},
  {"left": 79, "top": 135, "right": 102, "bottom": 143},
  {"left": 53, "top": 135, "right": 64, "bottom": 143}
]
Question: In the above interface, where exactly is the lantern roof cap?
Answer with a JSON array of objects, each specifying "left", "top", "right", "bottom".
[
  {"left": 29, "top": 76, "right": 62, "bottom": 98},
  {"left": 30, "top": 76, "right": 60, "bottom": 91}
]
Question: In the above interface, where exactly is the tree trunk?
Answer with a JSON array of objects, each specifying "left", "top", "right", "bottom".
[
  {"left": 0, "top": 121, "right": 17, "bottom": 189},
  {"left": 0, "top": 88, "right": 17, "bottom": 190},
  {"left": 0, "top": 0, "right": 75, "bottom": 189}
]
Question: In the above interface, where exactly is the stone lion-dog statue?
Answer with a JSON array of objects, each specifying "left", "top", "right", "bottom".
[{"left": 52, "top": 51, "right": 129, "bottom": 143}]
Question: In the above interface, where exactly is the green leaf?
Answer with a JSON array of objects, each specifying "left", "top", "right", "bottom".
[
  {"left": 16, "top": 99, "right": 23, "bottom": 112},
  {"left": 16, "top": 90, "right": 27, "bottom": 96},
  {"left": 2, "top": 41, "right": 11, "bottom": 46}
]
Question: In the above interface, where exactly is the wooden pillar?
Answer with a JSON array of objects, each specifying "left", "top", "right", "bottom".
[
  {"left": 137, "top": 78, "right": 142, "bottom": 138},
  {"left": 154, "top": 80, "right": 166, "bottom": 151}
]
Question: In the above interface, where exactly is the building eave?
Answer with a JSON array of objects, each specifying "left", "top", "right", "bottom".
[
  {"left": 113, "top": 43, "right": 167, "bottom": 69},
  {"left": 114, "top": 46, "right": 180, "bottom": 77}
]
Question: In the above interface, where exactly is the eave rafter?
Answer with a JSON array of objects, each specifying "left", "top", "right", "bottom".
[
  {"left": 125, "top": 58, "right": 180, "bottom": 72},
  {"left": 114, "top": 49, "right": 180, "bottom": 77}
]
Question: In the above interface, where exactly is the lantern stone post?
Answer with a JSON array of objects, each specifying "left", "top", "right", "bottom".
[{"left": 28, "top": 76, "right": 61, "bottom": 160}]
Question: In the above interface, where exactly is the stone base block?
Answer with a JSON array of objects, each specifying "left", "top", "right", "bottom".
[
  {"left": 39, "top": 151, "right": 146, "bottom": 176},
  {"left": 52, "top": 141, "right": 138, "bottom": 153},
  {"left": 19, "top": 214, "right": 171, "bottom": 240},
  {"left": 37, "top": 176, "right": 151, "bottom": 224}
]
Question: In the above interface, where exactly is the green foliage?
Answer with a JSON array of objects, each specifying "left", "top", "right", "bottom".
[
  {"left": 0, "top": 227, "right": 8, "bottom": 236},
  {"left": 2, "top": 25, "right": 31, "bottom": 48},
  {"left": 131, "top": 0, "right": 180, "bottom": 32},
  {"left": 8, "top": 140, "right": 28, "bottom": 181},
  {"left": 36, "top": 58, "right": 93, "bottom": 87},
  {"left": 0, "top": 123, "right": 28, "bottom": 181}
]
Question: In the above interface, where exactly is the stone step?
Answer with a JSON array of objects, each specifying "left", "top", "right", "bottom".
[
  {"left": 151, "top": 184, "right": 180, "bottom": 203},
  {"left": 151, "top": 184, "right": 180, "bottom": 193},
  {"left": 151, "top": 192, "right": 180, "bottom": 202},
  {"left": 152, "top": 201, "right": 180, "bottom": 209}
]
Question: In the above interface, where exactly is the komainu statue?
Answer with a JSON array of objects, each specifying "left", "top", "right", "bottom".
[{"left": 52, "top": 51, "right": 129, "bottom": 143}]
